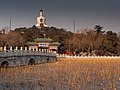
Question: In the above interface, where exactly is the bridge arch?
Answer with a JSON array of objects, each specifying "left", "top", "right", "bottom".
[
  {"left": 1, "top": 60, "right": 9, "bottom": 68},
  {"left": 28, "top": 58, "right": 35, "bottom": 65}
]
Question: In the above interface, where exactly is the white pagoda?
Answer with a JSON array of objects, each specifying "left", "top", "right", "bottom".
[{"left": 36, "top": 9, "right": 47, "bottom": 28}]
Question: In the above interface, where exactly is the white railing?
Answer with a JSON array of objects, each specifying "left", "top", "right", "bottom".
[
  {"left": 0, "top": 46, "right": 57, "bottom": 57},
  {"left": 57, "top": 54, "right": 120, "bottom": 59},
  {"left": 0, "top": 50, "right": 56, "bottom": 57}
]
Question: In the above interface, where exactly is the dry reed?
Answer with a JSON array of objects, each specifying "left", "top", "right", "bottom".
[{"left": 0, "top": 58, "right": 120, "bottom": 90}]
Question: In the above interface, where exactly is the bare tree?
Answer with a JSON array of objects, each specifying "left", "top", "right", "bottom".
[{"left": 6, "top": 31, "right": 23, "bottom": 47}]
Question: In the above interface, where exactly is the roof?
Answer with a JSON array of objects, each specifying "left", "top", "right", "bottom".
[{"left": 34, "top": 38, "right": 53, "bottom": 42}]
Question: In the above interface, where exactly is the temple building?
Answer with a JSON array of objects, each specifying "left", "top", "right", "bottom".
[
  {"left": 27, "top": 37, "right": 60, "bottom": 53},
  {"left": 36, "top": 9, "right": 47, "bottom": 28}
]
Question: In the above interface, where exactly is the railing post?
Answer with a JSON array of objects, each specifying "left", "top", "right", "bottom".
[
  {"left": 25, "top": 47, "right": 27, "bottom": 51},
  {"left": 0, "top": 47, "right": 3, "bottom": 51},
  {"left": 4, "top": 46, "right": 6, "bottom": 51},
  {"left": 20, "top": 47, "right": 23, "bottom": 50},
  {"left": 15, "top": 46, "right": 18, "bottom": 50},
  {"left": 10, "top": 46, "right": 12, "bottom": 51},
  {"left": 39, "top": 48, "right": 41, "bottom": 52},
  {"left": 36, "top": 48, "right": 38, "bottom": 51},
  {"left": 29, "top": 47, "right": 31, "bottom": 51}
]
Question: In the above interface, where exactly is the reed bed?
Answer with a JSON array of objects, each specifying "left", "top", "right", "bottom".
[{"left": 0, "top": 58, "right": 120, "bottom": 90}]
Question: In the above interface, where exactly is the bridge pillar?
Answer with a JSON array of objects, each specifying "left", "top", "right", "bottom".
[
  {"left": 10, "top": 46, "right": 12, "bottom": 50},
  {"left": 15, "top": 47, "right": 18, "bottom": 50},
  {"left": 4, "top": 46, "right": 6, "bottom": 51},
  {"left": 44, "top": 49, "right": 46, "bottom": 53},
  {"left": 32, "top": 48, "right": 35, "bottom": 51},
  {"left": 42, "top": 49, "right": 44, "bottom": 53},
  {"left": 20, "top": 47, "right": 23, "bottom": 50},
  {"left": 39, "top": 48, "right": 41, "bottom": 52},
  {"left": 25, "top": 47, "right": 27, "bottom": 50},
  {"left": 29, "top": 47, "right": 31, "bottom": 50},
  {"left": 36, "top": 48, "right": 38, "bottom": 51}
]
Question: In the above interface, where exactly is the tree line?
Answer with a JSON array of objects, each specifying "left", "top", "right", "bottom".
[{"left": 0, "top": 25, "right": 120, "bottom": 56}]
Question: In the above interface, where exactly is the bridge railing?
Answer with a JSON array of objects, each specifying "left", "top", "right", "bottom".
[
  {"left": 0, "top": 50, "right": 56, "bottom": 57},
  {"left": 57, "top": 54, "right": 120, "bottom": 59}
]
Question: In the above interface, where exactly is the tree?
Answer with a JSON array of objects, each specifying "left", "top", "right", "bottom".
[
  {"left": 97, "top": 31, "right": 118, "bottom": 55},
  {"left": 94, "top": 25, "right": 105, "bottom": 40},
  {"left": 105, "top": 31, "right": 118, "bottom": 54},
  {"left": 6, "top": 31, "right": 23, "bottom": 47},
  {"left": 94, "top": 25, "right": 104, "bottom": 33},
  {"left": 0, "top": 34, "right": 6, "bottom": 46}
]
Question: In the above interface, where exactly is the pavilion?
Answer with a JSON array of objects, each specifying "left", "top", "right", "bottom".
[{"left": 27, "top": 37, "right": 60, "bottom": 53}]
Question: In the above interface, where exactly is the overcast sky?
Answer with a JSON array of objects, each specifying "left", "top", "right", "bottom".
[{"left": 0, "top": 0, "right": 120, "bottom": 32}]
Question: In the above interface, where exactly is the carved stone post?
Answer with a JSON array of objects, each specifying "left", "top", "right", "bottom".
[
  {"left": 10, "top": 46, "right": 12, "bottom": 51},
  {"left": 29, "top": 47, "right": 31, "bottom": 50},
  {"left": 20, "top": 47, "right": 23, "bottom": 50},
  {"left": 25, "top": 47, "right": 27, "bottom": 51},
  {"left": 4, "top": 46, "right": 6, "bottom": 51},
  {"left": 15, "top": 47, "right": 18, "bottom": 50}
]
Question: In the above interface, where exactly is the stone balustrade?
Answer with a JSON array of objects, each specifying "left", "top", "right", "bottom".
[
  {"left": 0, "top": 46, "right": 53, "bottom": 53},
  {"left": 57, "top": 54, "right": 120, "bottom": 59}
]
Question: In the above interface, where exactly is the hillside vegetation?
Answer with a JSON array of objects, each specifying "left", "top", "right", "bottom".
[{"left": 0, "top": 25, "right": 120, "bottom": 55}]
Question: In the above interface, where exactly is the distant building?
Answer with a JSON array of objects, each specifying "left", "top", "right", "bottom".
[
  {"left": 27, "top": 37, "right": 60, "bottom": 53},
  {"left": 36, "top": 9, "right": 47, "bottom": 28}
]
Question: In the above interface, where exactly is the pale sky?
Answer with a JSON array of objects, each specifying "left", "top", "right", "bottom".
[{"left": 0, "top": 0, "right": 120, "bottom": 32}]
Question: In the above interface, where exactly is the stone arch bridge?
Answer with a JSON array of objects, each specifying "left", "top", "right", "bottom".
[{"left": 0, "top": 50, "right": 57, "bottom": 67}]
